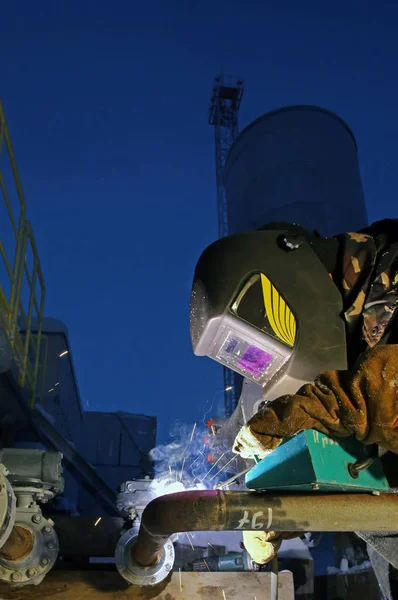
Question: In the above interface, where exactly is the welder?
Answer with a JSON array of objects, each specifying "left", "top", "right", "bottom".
[{"left": 231, "top": 219, "right": 398, "bottom": 599}]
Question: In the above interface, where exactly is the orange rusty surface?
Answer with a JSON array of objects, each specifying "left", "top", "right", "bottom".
[{"left": 0, "top": 525, "right": 34, "bottom": 561}]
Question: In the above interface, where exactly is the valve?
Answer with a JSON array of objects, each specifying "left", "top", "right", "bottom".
[{"left": 0, "top": 450, "right": 63, "bottom": 586}]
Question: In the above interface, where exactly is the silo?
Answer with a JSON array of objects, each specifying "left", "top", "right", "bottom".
[{"left": 224, "top": 106, "right": 368, "bottom": 235}]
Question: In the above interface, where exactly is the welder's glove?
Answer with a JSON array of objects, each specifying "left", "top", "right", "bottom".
[
  {"left": 243, "top": 530, "right": 299, "bottom": 564},
  {"left": 233, "top": 345, "right": 398, "bottom": 459},
  {"left": 231, "top": 424, "right": 275, "bottom": 460}
]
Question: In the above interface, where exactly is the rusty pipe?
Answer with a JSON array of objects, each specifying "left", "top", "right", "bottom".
[
  {"left": 0, "top": 525, "right": 34, "bottom": 561},
  {"left": 131, "top": 490, "right": 398, "bottom": 568}
]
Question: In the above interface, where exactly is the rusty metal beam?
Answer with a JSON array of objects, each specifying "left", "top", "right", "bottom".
[{"left": 132, "top": 490, "right": 398, "bottom": 567}]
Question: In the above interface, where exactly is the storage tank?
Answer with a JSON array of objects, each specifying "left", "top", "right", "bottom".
[{"left": 224, "top": 106, "right": 368, "bottom": 235}]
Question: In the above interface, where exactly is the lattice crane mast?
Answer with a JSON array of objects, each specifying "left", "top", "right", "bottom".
[{"left": 208, "top": 75, "right": 244, "bottom": 417}]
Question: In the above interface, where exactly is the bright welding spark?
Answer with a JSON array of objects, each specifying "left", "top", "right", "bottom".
[
  {"left": 59, "top": 350, "right": 68, "bottom": 357},
  {"left": 202, "top": 453, "right": 225, "bottom": 481},
  {"left": 203, "top": 559, "right": 211, "bottom": 572},
  {"left": 208, "top": 542, "right": 215, "bottom": 549},
  {"left": 94, "top": 517, "right": 102, "bottom": 527},
  {"left": 179, "top": 568, "right": 182, "bottom": 592},
  {"left": 190, "top": 423, "right": 197, "bottom": 442},
  {"left": 211, "top": 425, "right": 216, "bottom": 436},
  {"left": 222, "top": 589, "right": 226, "bottom": 600},
  {"left": 209, "top": 456, "right": 236, "bottom": 482},
  {"left": 179, "top": 457, "right": 186, "bottom": 481},
  {"left": 169, "top": 465, "right": 172, "bottom": 477},
  {"left": 54, "top": 382, "right": 59, "bottom": 387},
  {"left": 186, "top": 532, "right": 195, "bottom": 551}
]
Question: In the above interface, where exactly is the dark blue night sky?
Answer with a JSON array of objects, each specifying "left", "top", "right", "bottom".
[{"left": 1, "top": 1, "right": 397, "bottom": 442}]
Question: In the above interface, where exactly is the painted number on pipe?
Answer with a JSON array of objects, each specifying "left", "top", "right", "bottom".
[{"left": 234, "top": 508, "right": 273, "bottom": 530}]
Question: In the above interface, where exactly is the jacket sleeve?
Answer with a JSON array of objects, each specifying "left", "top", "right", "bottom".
[{"left": 233, "top": 345, "right": 398, "bottom": 456}]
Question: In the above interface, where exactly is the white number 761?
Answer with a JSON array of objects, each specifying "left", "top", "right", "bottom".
[{"left": 234, "top": 509, "right": 273, "bottom": 530}]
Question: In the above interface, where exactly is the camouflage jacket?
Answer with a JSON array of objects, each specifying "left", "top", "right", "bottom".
[{"left": 332, "top": 219, "right": 398, "bottom": 357}]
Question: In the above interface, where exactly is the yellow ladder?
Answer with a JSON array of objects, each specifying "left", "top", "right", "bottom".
[{"left": 0, "top": 102, "right": 46, "bottom": 408}]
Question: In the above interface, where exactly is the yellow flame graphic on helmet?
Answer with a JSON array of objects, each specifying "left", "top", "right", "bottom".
[{"left": 260, "top": 274, "right": 296, "bottom": 347}]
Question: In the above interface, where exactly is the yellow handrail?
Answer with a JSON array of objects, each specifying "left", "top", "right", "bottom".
[{"left": 0, "top": 102, "right": 46, "bottom": 408}]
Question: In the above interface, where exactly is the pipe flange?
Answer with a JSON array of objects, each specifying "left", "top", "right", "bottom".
[
  {"left": 0, "top": 469, "right": 16, "bottom": 549},
  {"left": 0, "top": 511, "right": 58, "bottom": 586},
  {"left": 115, "top": 529, "right": 174, "bottom": 586}
]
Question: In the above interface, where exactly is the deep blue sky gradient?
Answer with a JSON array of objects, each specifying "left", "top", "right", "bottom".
[{"left": 1, "top": 1, "right": 397, "bottom": 442}]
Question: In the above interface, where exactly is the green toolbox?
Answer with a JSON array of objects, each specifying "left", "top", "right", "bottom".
[{"left": 246, "top": 430, "right": 389, "bottom": 492}]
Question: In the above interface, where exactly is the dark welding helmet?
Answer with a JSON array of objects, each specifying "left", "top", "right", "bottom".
[{"left": 190, "top": 224, "right": 346, "bottom": 394}]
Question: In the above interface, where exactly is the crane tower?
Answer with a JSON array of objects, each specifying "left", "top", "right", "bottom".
[{"left": 208, "top": 74, "right": 244, "bottom": 417}]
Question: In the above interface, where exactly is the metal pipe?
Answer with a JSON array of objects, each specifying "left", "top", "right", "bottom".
[
  {"left": 131, "top": 490, "right": 398, "bottom": 568},
  {"left": 0, "top": 525, "right": 34, "bottom": 560}
]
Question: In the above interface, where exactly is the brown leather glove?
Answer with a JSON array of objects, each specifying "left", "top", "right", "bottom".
[{"left": 233, "top": 344, "right": 398, "bottom": 459}]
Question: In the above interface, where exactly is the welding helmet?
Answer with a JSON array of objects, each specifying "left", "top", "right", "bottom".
[{"left": 190, "top": 224, "right": 346, "bottom": 394}]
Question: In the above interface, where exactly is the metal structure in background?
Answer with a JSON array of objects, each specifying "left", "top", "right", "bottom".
[
  {"left": 208, "top": 75, "right": 244, "bottom": 418},
  {"left": 31, "top": 407, "right": 118, "bottom": 516},
  {"left": 0, "top": 102, "right": 46, "bottom": 408},
  {"left": 0, "top": 106, "right": 156, "bottom": 522}
]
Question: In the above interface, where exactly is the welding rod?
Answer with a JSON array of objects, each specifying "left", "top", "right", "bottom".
[
  {"left": 215, "top": 457, "right": 259, "bottom": 489},
  {"left": 214, "top": 467, "right": 252, "bottom": 489}
]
